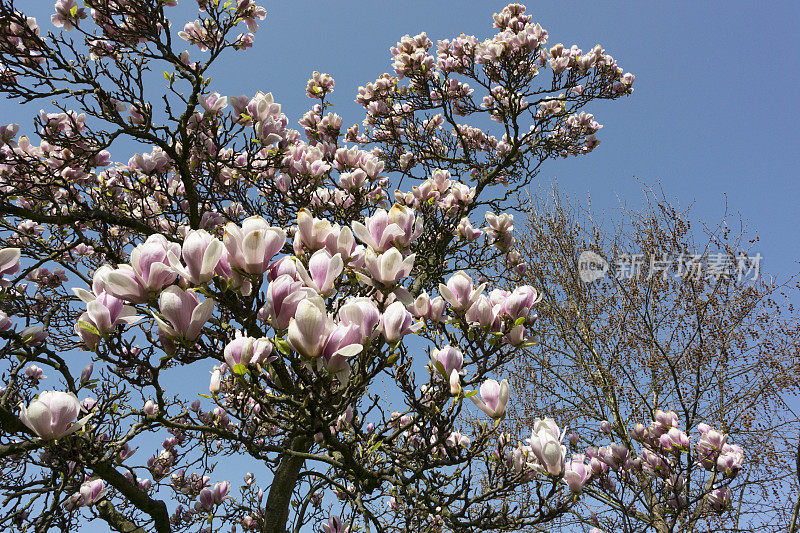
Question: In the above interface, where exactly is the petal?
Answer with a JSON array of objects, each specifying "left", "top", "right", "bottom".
[
  {"left": 199, "top": 238, "right": 224, "bottom": 281},
  {"left": 242, "top": 230, "right": 268, "bottom": 274},
  {"left": 187, "top": 297, "right": 215, "bottom": 340},
  {"left": 72, "top": 288, "right": 96, "bottom": 304},
  {"left": 87, "top": 300, "right": 113, "bottom": 334},
  {"left": 351, "top": 221, "right": 377, "bottom": 250}
]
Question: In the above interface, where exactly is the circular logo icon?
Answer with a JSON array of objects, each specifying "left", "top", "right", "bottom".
[{"left": 578, "top": 250, "right": 608, "bottom": 283}]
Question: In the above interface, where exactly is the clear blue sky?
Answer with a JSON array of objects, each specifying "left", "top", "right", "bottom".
[{"left": 5, "top": 1, "right": 800, "bottom": 530}]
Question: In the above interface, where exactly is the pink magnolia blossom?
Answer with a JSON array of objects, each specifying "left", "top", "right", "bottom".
[
  {"left": 529, "top": 417, "right": 566, "bottom": 476},
  {"left": 322, "top": 516, "right": 350, "bottom": 533},
  {"left": 708, "top": 486, "right": 731, "bottom": 513},
  {"left": 469, "top": 378, "right": 509, "bottom": 419},
  {"left": 465, "top": 294, "right": 499, "bottom": 329},
  {"left": 380, "top": 301, "right": 419, "bottom": 343},
  {"left": 263, "top": 274, "right": 314, "bottom": 330},
  {"left": 287, "top": 298, "right": 332, "bottom": 359},
  {"left": 439, "top": 271, "right": 485, "bottom": 311},
  {"left": 563, "top": 454, "right": 592, "bottom": 492},
  {"left": 104, "top": 235, "right": 180, "bottom": 302},
  {"left": 153, "top": 286, "right": 215, "bottom": 341},
  {"left": 223, "top": 216, "right": 286, "bottom": 275},
  {"left": 500, "top": 285, "right": 541, "bottom": 320},
  {"left": 337, "top": 297, "right": 381, "bottom": 340},
  {"left": 223, "top": 334, "right": 274, "bottom": 369},
  {"left": 196, "top": 481, "right": 230, "bottom": 511},
  {"left": 0, "top": 247, "right": 20, "bottom": 286},
  {"left": 363, "top": 248, "right": 415, "bottom": 286},
  {"left": 296, "top": 250, "right": 343, "bottom": 296},
  {"left": 430, "top": 345, "right": 463, "bottom": 377},
  {"left": 77, "top": 479, "right": 106, "bottom": 506},
  {"left": 294, "top": 209, "right": 335, "bottom": 254},
  {"left": 320, "top": 324, "right": 364, "bottom": 383},
  {"left": 73, "top": 289, "right": 140, "bottom": 348},
  {"left": 18, "top": 391, "right": 91, "bottom": 440},
  {"left": 168, "top": 230, "right": 224, "bottom": 285},
  {"left": 20, "top": 325, "right": 47, "bottom": 346},
  {"left": 352, "top": 204, "right": 422, "bottom": 252}
]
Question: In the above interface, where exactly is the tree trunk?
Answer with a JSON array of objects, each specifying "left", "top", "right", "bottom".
[{"left": 263, "top": 436, "right": 311, "bottom": 533}]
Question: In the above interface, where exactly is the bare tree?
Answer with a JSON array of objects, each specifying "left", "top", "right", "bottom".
[{"left": 508, "top": 184, "right": 800, "bottom": 532}]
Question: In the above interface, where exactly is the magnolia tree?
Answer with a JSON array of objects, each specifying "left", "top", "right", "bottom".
[{"left": 0, "top": 1, "right": 741, "bottom": 532}]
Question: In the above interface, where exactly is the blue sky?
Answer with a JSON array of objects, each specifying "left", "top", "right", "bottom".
[
  {"left": 5, "top": 1, "right": 800, "bottom": 530},
  {"left": 17, "top": 0, "right": 799, "bottom": 277}
]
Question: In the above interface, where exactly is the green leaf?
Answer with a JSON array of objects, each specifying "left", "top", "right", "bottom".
[
  {"left": 198, "top": 393, "right": 211, "bottom": 399},
  {"left": 77, "top": 321, "right": 100, "bottom": 336},
  {"left": 464, "top": 390, "right": 478, "bottom": 398},
  {"left": 274, "top": 337, "right": 291, "bottom": 355},
  {"left": 434, "top": 360, "right": 447, "bottom": 378},
  {"left": 223, "top": 0, "right": 232, "bottom": 8},
  {"left": 232, "top": 363, "right": 247, "bottom": 376},
  {"left": 514, "top": 316, "right": 526, "bottom": 326},
  {"left": 386, "top": 352, "right": 400, "bottom": 366}
]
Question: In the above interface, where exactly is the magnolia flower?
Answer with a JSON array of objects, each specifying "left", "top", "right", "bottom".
[
  {"left": 77, "top": 479, "right": 106, "bottom": 506},
  {"left": 380, "top": 301, "right": 419, "bottom": 343},
  {"left": 430, "top": 345, "right": 463, "bottom": 378},
  {"left": 168, "top": 230, "right": 224, "bottom": 285},
  {"left": 263, "top": 274, "right": 315, "bottom": 330},
  {"left": 501, "top": 285, "right": 541, "bottom": 320},
  {"left": 465, "top": 294, "right": 498, "bottom": 329},
  {"left": 363, "top": 248, "right": 415, "bottom": 286},
  {"left": 25, "top": 364, "right": 45, "bottom": 381},
  {"left": 0, "top": 311, "right": 11, "bottom": 331},
  {"left": 153, "top": 286, "right": 215, "bottom": 341},
  {"left": 287, "top": 299, "right": 332, "bottom": 359},
  {"left": 323, "top": 516, "right": 351, "bottom": 533},
  {"left": 223, "top": 334, "right": 274, "bottom": 370},
  {"left": 0, "top": 247, "right": 21, "bottom": 286},
  {"left": 294, "top": 209, "right": 335, "bottom": 254},
  {"left": 456, "top": 217, "right": 482, "bottom": 241},
  {"left": 73, "top": 289, "right": 140, "bottom": 348},
  {"left": 104, "top": 235, "right": 180, "bottom": 302},
  {"left": 20, "top": 324, "right": 48, "bottom": 346},
  {"left": 324, "top": 225, "right": 356, "bottom": 261},
  {"left": 352, "top": 205, "right": 421, "bottom": 252},
  {"left": 449, "top": 369, "right": 462, "bottom": 396},
  {"left": 196, "top": 481, "right": 230, "bottom": 511},
  {"left": 143, "top": 400, "right": 157, "bottom": 416},
  {"left": 223, "top": 216, "right": 286, "bottom": 275},
  {"left": 469, "top": 379, "right": 509, "bottom": 419},
  {"left": 209, "top": 367, "right": 221, "bottom": 394},
  {"left": 563, "top": 454, "right": 592, "bottom": 492},
  {"left": 529, "top": 417, "right": 566, "bottom": 476},
  {"left": 266, "top": 256, "right": 298, "bottom": 281},
  {"left": 320, "top": 323, "right": 364, "bottom": 382},
  {"left": 439, "top": 271, "right": 485, "bottom": 311},
  {"left": 485, "top": 211, "right": 514, "bottom": 233},
  {"left": 296, "top": 250, "right": 343, "bottom": 296},
  {"left": 708, "top": 486, "right": 731, "bottom": 513},
  {"left": 659, "top": 427, "right": 689, "bottom": 451},
  {"left": 18, "top": 391, "right": 91, "bottom": 440},
  {"left": 200, "top": 92, "right": 228, "bottom": 114},
  {"left": 338, "top": 297, "right": 381, "bottom": 340}
]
